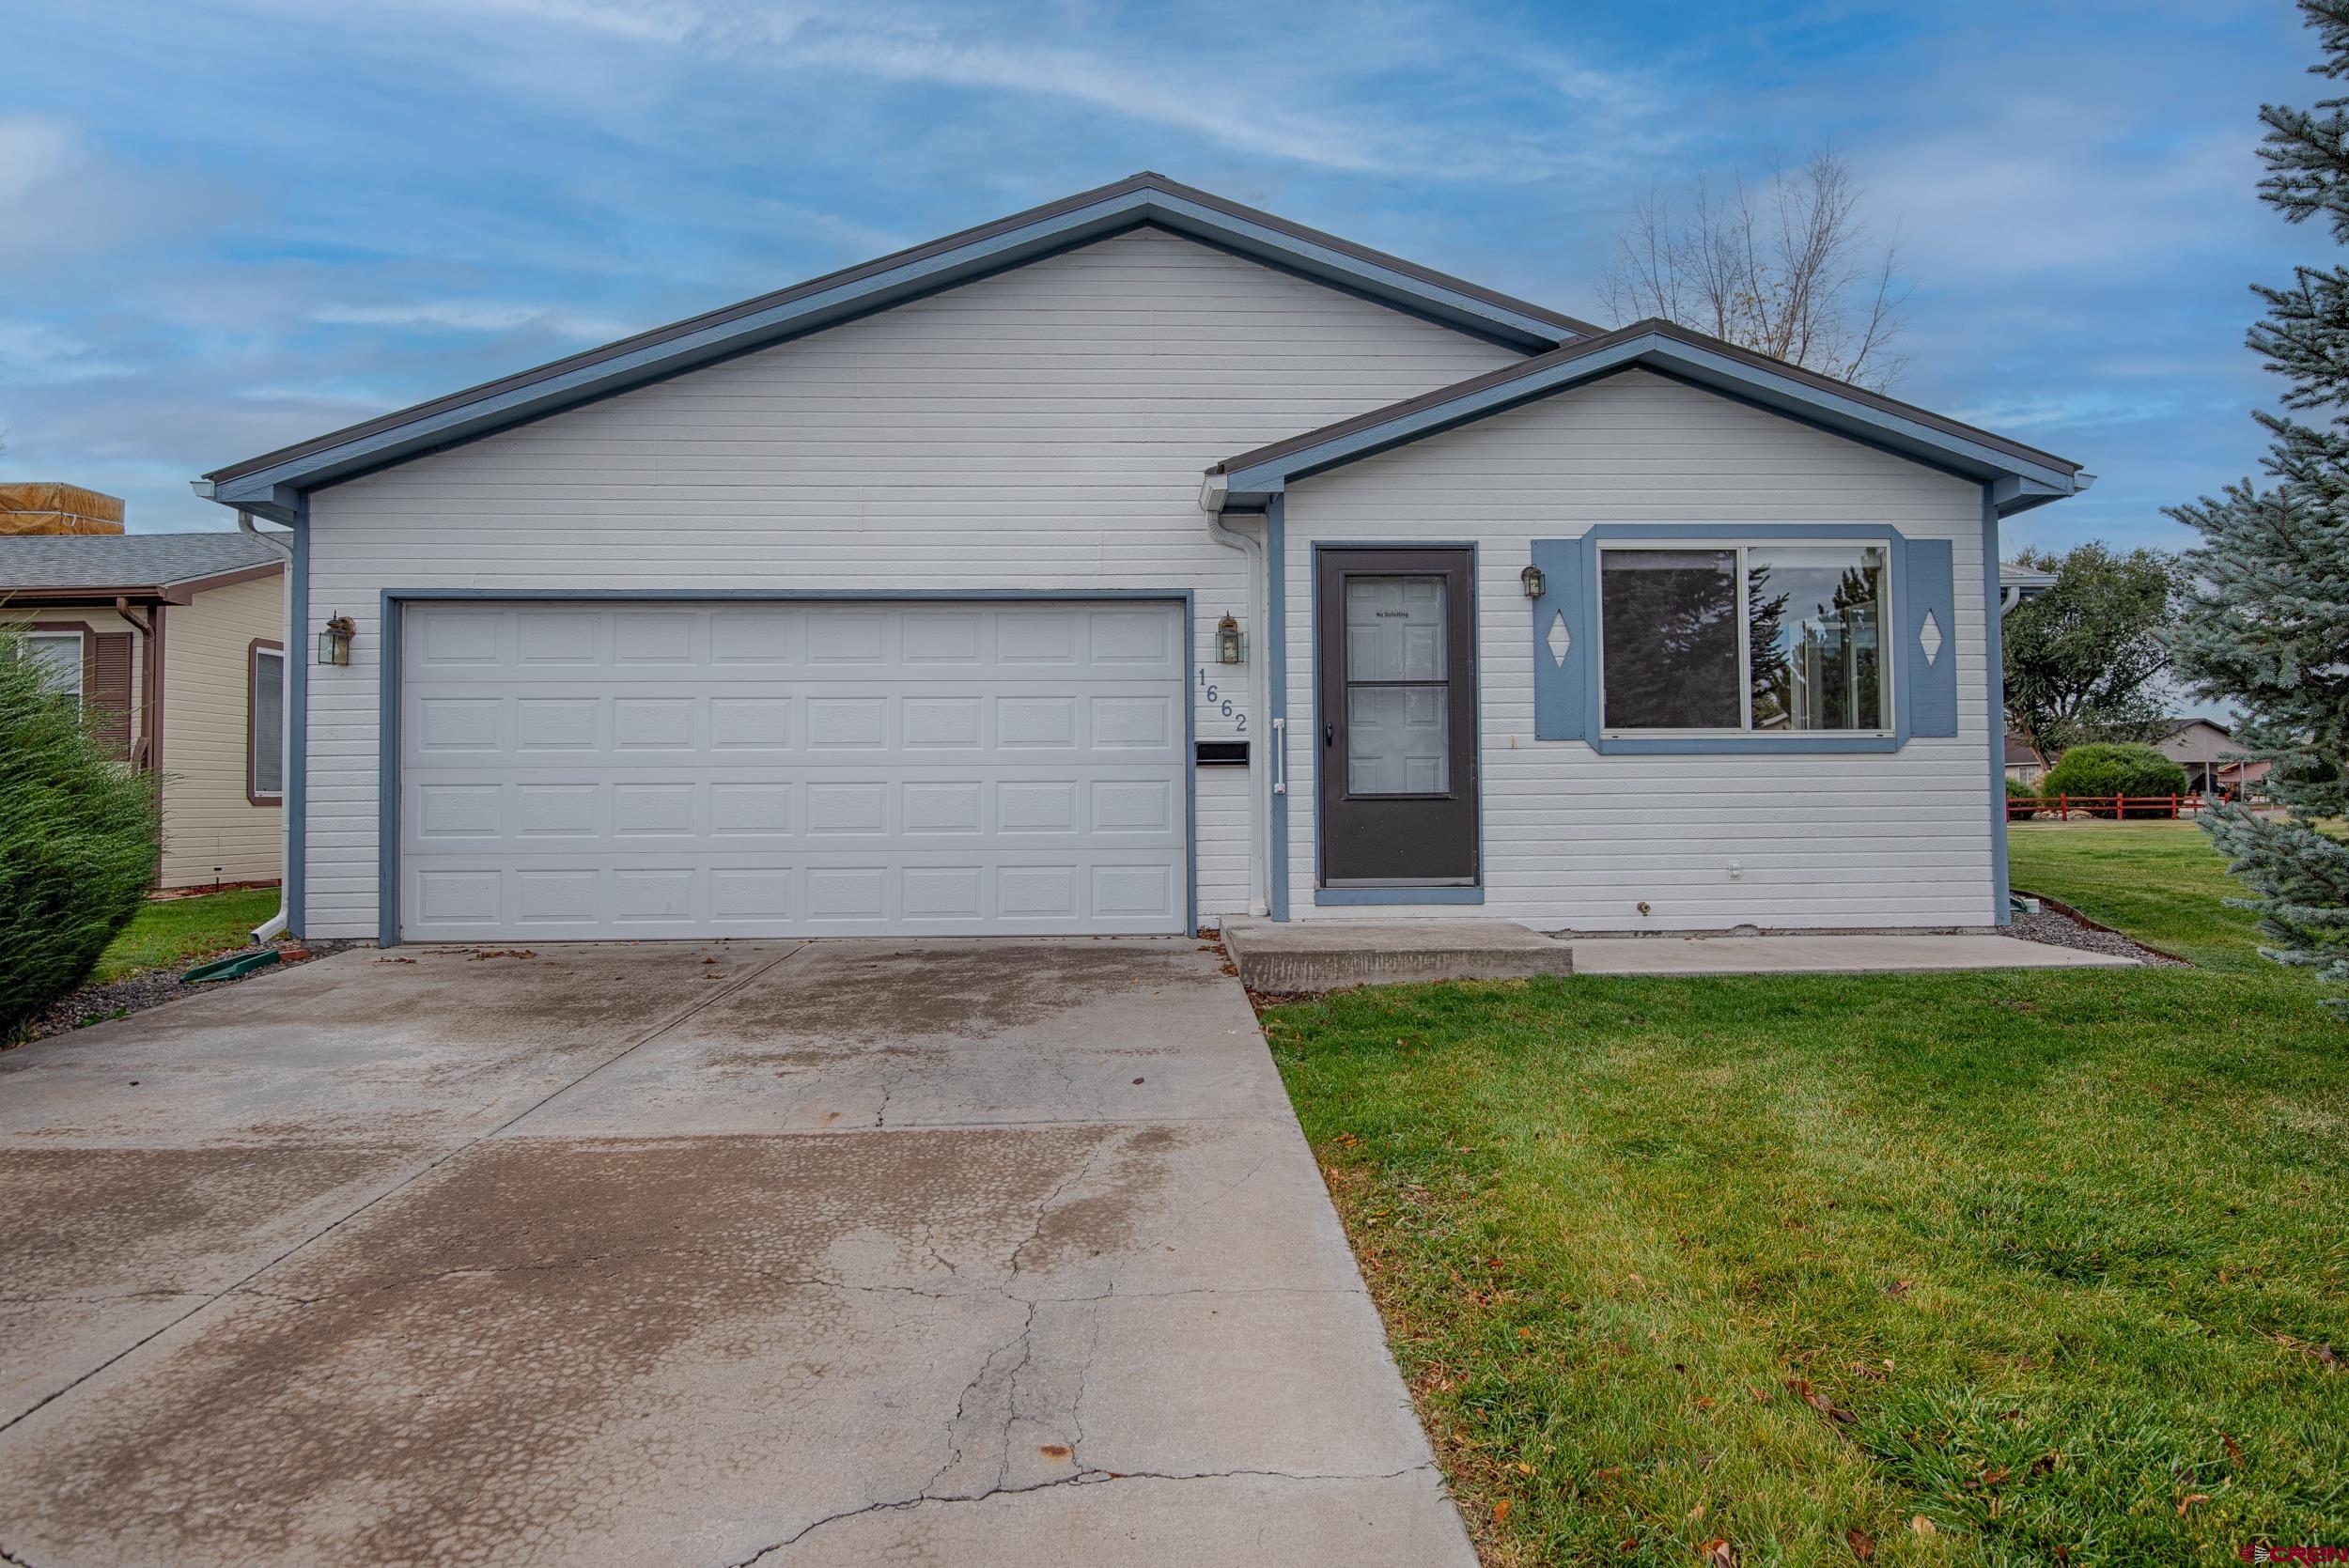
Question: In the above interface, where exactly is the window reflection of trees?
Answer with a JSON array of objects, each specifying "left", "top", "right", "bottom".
[
  {"left": 1600, "top": 551, "right": 1739, "bottom": 728},
  {"left": 1601, "top": 545, "right": 1888, "bottom": 732}
]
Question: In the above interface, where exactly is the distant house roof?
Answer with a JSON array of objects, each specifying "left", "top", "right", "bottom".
[
  {"left": 1999, "top": 561, "right": 2058, "bottom": 598},
  {"left": 0, "top": 531, "right": 287, "bottom": 602},
  {"left": 2005, "top": 733, "right": 2044, "bottom": 767}
]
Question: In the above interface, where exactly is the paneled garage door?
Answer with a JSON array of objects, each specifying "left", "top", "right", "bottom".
[{"left": 397, "top": 599, "right": 1188, "bottom": 940}]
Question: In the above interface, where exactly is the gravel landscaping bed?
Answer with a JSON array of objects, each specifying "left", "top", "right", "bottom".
[
  {"left": 19, "top": 939, "right": 363, "bottom": 1044},
  {"left": 2009, "top": 900, "right": 2189, "bottom": 966}
]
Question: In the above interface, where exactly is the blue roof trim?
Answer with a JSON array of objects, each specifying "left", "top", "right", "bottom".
[
  {"left": 1217, "top": 324, "right": 2089, "bottom": 516},
  {"left": 203, "top": 177, "right": 1586, "bottom": 523}
]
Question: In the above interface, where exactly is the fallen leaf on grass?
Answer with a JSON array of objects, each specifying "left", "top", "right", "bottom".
[
  {"left": 1844, "top": 1528, "right": 1875, "bottom": 1560},
  {"left": 1515, "top": 1462, "right": 1534, "bottom": 1476},
  {"left": 1910, "top": 1516, "right": 1937, "bottom": 1537},
  {"left": 1701, "top": 1538, "right": 1735, "bottom": 1567},
  {"left": 2177, "top": 1494, "right": 2210, "bottom": 1515},
  {"left": 1884, "top": 1280, "right": 1913, "bottom": 1299},
  {"left": 1493, "top": 1498, "right": 1511, "bottom": 1523},
  {"left": 1784, "top": 1378, "right": 1856, "bottom": 1424},
  {"left": 2222, "top": 1432, "right": 2244, "bottom": 1463}
]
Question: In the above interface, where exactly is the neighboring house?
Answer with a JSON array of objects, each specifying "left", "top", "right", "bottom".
[
  {"left": 2005, "top": 733, "right": 2047, "bottom": 785},
  {"left": 194, "top": 173, "right": 2091, "bottom": 945},
  {"left": 2153, "top": 717, "right": 2268, "bottom": 795},
  {"left": 0, "top": 533, "right": 288, "bottom": 889}
]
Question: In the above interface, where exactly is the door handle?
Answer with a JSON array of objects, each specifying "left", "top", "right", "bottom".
[
  {"left": 1324, "top": 722, "right": 1334, "bottom": 747},
  {"left": 1270, "top": 717, "right": 1286, "bottom": 796}
]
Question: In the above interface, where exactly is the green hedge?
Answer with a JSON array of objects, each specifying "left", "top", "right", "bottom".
[
  {"left": 2039, "top": 742, "right": 2191, "bottom": 819},
  {"left": 0, "top": 624, "right": 163, "bottom": 1040}
]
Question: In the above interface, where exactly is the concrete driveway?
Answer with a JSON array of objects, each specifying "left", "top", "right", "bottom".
[{"left": 0, "top": 939, "right": 1472, "bottom": 1567}]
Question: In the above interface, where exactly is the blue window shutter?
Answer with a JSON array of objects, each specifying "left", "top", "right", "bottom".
[
  {"left": 1531, "top": 539, "right": 1586, "bottom": 740},
  {"left": 1905, "top": 537, "right": 1959, "bottom": 737}
]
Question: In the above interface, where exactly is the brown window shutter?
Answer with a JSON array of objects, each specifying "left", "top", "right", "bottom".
[{"left": 86, "top": 631, "right": 133, "bottom": 760}]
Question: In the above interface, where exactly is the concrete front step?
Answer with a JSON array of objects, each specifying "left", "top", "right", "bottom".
[{"left": 1220, "top": 917, "right": 1573, "bottom": 993}]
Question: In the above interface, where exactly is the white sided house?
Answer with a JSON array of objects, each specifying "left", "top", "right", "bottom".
[{"left": 196, "top": 174, "right": 2089, "bottom": 945}]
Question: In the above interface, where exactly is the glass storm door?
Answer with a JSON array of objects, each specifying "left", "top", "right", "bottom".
[{"left": 1315, "top": 548, "right": 1478, "bottom": 886}]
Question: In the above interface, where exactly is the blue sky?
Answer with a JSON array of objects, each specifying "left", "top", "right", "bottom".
[{"left": 1, "top": 0, "right": 2326, "bottom": 555}]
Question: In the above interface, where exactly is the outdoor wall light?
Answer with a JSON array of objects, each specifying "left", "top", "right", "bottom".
[
  {"left": 1520, "top": 564, "right": 1545, "bottom": 598},
  {"left": 318, "top": 614, "right": 355, "bottom": 666},
  {"left": 1216, "top": 613, "right": 1246, "bottom": 664}
]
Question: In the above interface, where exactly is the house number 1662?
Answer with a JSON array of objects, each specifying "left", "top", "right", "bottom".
[{"left": 1196, "top": 667, "right": 1248, "bottom": 733}]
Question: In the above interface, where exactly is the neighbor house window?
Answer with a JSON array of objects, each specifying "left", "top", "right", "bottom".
[
  {"left": 1598, "top": 543, "right": 1890, "bottom": 733},
  {"left": 25, "top": 630, "right": 84, "bottom": 711},
  {"left": 249, "top": 642, "right": 286, "bottom": 802}
]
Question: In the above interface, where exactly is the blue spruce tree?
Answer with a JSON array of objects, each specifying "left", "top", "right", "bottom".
[{"left": 2169, "top": 0, "right": 2349, "bottom": 1014}]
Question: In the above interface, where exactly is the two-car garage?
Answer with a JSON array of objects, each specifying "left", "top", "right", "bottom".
[{"left": 394, "top": 599, "right": 1190, "bottom": 941}]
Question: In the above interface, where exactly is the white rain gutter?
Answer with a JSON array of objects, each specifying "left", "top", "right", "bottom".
[{"left": 236, "top": 506, "right": 295, "bottom": 944}]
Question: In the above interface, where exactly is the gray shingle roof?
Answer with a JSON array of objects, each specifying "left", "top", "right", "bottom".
[{"left": 0, "top": 531, "right": 287, "bottom": 591}]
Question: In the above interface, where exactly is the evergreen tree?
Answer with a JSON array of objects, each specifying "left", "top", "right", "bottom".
[{"left": 2167, "top": 0, "right": 2349, "bottom": 1014}]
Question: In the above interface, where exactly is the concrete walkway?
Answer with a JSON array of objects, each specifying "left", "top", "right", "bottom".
[
  {"left": 1224, "top": 917, "right": 2132, "bottom": 991},
  {"left": 1566, "top": 932, "right": 2135, "bottom": 975},
  {"left": 0, "top": 939, "right": 1473, "bottom": 1568}
]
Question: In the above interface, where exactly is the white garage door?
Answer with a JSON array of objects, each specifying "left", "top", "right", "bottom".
[{"left": 397, "top": 599, "right": 1189, "bottom": 940}]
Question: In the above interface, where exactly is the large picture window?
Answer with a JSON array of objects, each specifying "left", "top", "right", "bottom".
[
  {"left": 1598, "top": 542, "right": 1890, "bottom": 733},
  {"left": 249, "top": 641, "right": 286, "bottom": 803}
]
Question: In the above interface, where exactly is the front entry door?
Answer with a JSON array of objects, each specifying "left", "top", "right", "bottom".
[{"left": 1315, "top": 548, "right": 1478, "bottom": 887}]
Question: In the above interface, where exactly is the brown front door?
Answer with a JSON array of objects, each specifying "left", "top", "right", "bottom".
[{"left": 1315, "top": 548, "right": 1478, "bottom": 887}]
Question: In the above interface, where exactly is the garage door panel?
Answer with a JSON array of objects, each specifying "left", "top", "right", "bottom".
[{"left": 398, "top": 601, "right": 1188, "bottom": 940}]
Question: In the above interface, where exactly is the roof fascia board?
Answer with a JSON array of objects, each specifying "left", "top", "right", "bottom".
[
  {"left": 206, "top": 185, "right": 1579, "bottom": 512},
  {"left": 1220, "top": 331, "right": 2082, "bottom": 505}
]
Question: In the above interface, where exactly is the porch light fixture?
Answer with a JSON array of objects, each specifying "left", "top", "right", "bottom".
[
  {"left": 1216, "top": 613, "right": 1246, "bottom": 664},
  {"left": 318, "top": 614, "right": 355, "bottom": 666},
  {"left": 1520, "top": 564, "right": 1545, "bottom": 598}
]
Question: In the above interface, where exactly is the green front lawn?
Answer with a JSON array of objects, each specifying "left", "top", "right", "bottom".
[
  {"left": 90, "top": 887, "right": 281, "bottom": 984},
  {"left": 1266, "top": 823, "right": 2345, "bottom": 1566}
]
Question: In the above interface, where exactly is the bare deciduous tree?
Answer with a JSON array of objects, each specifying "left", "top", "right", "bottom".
[{"left": 1600, "top": 148, "right": 1910, "bottom": 390}]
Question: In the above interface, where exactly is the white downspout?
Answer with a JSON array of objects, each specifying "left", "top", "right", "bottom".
[
  {"left": 1201, "top": 478, "right": 1270, "bottom": 918},
  {"left": 237, "top": 508, "right": 295, "bottom": 944}
]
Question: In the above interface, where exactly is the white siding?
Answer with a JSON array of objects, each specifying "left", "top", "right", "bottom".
[
  {"left": 157, "top": 572, "right": 286, "bottom": 888},
  {"left": 1283, "top": 369, "right": 1998, "bottom": 930},
  {"left": 301, "top": 227, "right": 1521, "bottom": 939}
]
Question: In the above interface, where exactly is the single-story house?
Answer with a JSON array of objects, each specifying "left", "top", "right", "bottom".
[
  {"left": 2154, "top": 717, "right": 2268, "bottom": 795},
  {"left": 2004, "top": 733, "right": 2047, "bottom": 785},
  {"left": 1, "top": 532, "right": 288, "bottom": 888},
  {"left": 194, "top": 173, "right": 2090, "bottom": 945}
]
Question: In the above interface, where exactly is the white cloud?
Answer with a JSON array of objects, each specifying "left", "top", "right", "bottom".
[
  {"left": 309, "top": 300, "right": 637, "bottom": 339},
  {"left": 0, "top": 319, "right": 135, "bottom": 382}
]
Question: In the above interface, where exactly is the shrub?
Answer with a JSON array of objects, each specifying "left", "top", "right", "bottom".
[
  {"left": 2039, "top": 742, "right": 2191, "bottom": 819},
  {"left": 0, "top": 623, "right": 162, "bottom": 1040}
]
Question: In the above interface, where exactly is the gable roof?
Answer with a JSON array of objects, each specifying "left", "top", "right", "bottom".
[
  {"left": 1206, "top": 318, "right": 2092, "bottom": 517},
  {"left": 199, "top": 173, "right": 1596, "bottom": 522},
  {"left": 0, "top": 531, "right": 286, "bottom": 602}
]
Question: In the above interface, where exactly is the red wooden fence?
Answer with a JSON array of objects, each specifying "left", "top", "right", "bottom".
[{"left": 2005, "top": 794, "right": 2201, "bottom": 821}]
